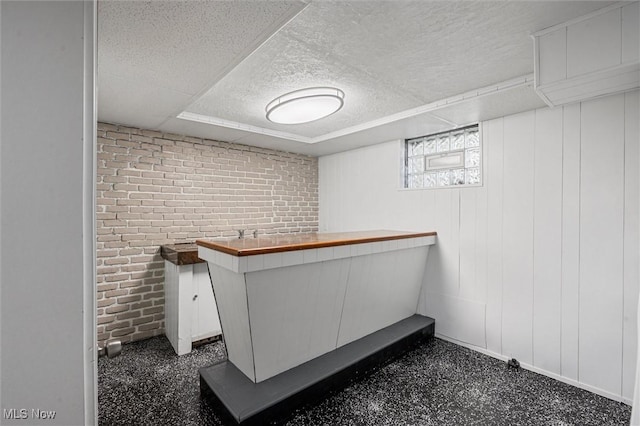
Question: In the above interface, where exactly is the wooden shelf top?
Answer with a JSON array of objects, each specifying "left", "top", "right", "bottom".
[
  {"left": 160, "top": 242, "right": 205, "bottom": 265},
  {"left": 196, "top": 230, "right": 437, "bottom": 257}
]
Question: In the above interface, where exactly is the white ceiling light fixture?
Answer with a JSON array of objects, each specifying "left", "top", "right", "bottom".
[{"left": 266, "top": 87, "right": 345, "bottom": 125}]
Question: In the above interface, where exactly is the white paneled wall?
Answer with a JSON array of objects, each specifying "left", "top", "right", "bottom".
[
  {"left": 318, "top": 90, "right": 640, "bottom": 403},
  {"left": 579, "top": 95, "right": 625, "bottom": 395}
]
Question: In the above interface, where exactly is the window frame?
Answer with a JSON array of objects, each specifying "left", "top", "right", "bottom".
[{"left": 403, "top": 124, "right": 482, "bottom": 190}]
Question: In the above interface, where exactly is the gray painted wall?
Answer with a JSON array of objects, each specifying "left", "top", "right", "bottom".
[{"left": 0, "top": 2, "right": 96, "bottom": 425}]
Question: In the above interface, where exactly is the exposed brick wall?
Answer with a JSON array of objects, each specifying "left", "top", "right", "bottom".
[{"left": 96, "top": 122, "right": 318, "bottom": 344}]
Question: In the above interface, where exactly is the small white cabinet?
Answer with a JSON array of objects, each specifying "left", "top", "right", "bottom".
[{"left": 162, "top": 244, "right": 222, "bottom": 355}]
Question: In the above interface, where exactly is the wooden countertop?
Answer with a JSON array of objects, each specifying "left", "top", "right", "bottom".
[
  {"left": 160, "top": 243, "right": 205, "bottom": 265},
  {"left": 196, "top": 230, "right": 437, "bottom": 257}
]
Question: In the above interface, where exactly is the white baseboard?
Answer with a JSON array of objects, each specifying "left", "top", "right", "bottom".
[{"left": 434, "top": 333, "right": 632, "bottom": 406}]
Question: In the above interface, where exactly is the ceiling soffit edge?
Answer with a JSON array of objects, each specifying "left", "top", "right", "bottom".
[
  {"left": 156, "top": 2, "right": 310, "bottom": 129},
  {"left": 176, "top": 74, "right": 537, "bottom": 145}
]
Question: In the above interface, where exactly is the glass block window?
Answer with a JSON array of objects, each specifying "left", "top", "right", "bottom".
[{"left": 405, "top": 124, "right": 481, "bottom": 189}]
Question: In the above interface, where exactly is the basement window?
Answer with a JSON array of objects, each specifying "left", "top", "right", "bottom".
[{"left": 404, "top": 124, "right": 481, "bottom": 189}]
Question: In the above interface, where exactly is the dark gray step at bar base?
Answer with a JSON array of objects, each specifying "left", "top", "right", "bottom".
[{"left": 199, "top": 314, "right": 435, "bottom": 425}]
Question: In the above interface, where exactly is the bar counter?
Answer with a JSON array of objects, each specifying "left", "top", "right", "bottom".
[
  {"left": 196, "top": 230, "right": 437, "bottom": 424},
  {"left": 196, "top": 230, "right": 437, "bottom": 256}
]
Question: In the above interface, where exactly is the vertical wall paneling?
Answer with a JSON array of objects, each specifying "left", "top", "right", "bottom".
[
  {"left": 532, "top": 107, "right": 563, "bottom": 374},
  {"left": 318, "top": 90, "right": 640, "bottom": 402},
  {"left": 333, "top": 153, "right": 346, "bottom": 231},
  {"left": 561, "top": 102, "right": 582, "bottom": 381},
  {"left": 622, "top": 90, "right": 640, "bottom": 400},
  {"left": 425, "top": 292, "right": 486, "bottom": 348},
  {"left": 459, "top": 188, "right": 477, "bottom": 301},
  {"left": 474, "top": 185, "right": 489, "bottom": 305},
  {"left": 485, "top": 118, "right": 505, "bottom": 354},
  {"left": 451, "top": 190, "right": 460, "bottom": 284},
  {"left": 418, "top": 188, "right": 438, "bottom": 316},
  {"left": 351, "top": 151, "right": 368, "bottom": 229},
  {"left": 474, "top": 126, "right": 489, "bottom": 305},
  {"left": 425, "top": 189, "right": 460, "bottom": 297},
  {"left": 501, "top": 111, "right": 535, "bottom": 364},
  {"left": 421, "top": 185, "right": 437, "bottom": 232},
  {"left": 579, "top": 94, "right": 625, "bottom": 396}
]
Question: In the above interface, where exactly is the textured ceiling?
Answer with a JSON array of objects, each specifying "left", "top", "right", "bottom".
[
  {"left": 97, "top": 1, "right": 616, "bottom": 156},
  {"left": 97, "top": 0, "right": 306, "bottom": 129}
]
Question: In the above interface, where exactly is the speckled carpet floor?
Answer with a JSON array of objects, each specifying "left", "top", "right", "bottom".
[{"left": 98, "top": 336, "right": 631, "bottom": 425}]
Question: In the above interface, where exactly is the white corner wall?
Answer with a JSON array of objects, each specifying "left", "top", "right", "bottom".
[
  {"left": 0, "top": 1, "right": 96, "bottom": 425},
  {"left": 319, "top": 90, "right": 640, "bottom": 404}
]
